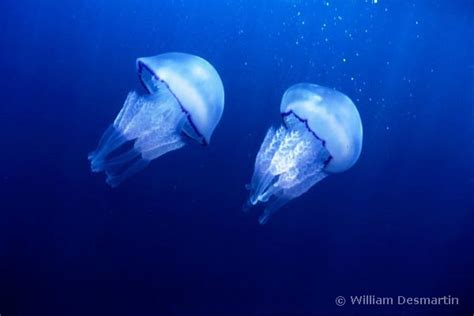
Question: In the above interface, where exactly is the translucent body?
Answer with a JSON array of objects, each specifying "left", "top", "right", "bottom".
[
  {"left": 245, "top": 84, "right": 363, "bottom": 224},
  {"left": 281, "top": 83, "right": 363, "bottom": 173},
  {"left": 89, "top": 52, "right": 224, "bottom": 187}
]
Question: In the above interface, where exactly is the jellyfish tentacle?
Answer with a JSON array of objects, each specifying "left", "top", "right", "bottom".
[
  {"left": 92, "top": 125, "right": 121, "bottom": 155},
  {"left": 88, "top": 125, "right": 128, "bottom": 172},
  {"left": 100, "top": 147, "right": 141, "bottom": 167},
  {"left": 105, "top": 157, "right": 150, "bottom": 188},
  {"left": 259, "top": 196, "right": 291, "bottom": 225},
  {"left": 251, "top": 171, "right": 278, "bottom": 204}
]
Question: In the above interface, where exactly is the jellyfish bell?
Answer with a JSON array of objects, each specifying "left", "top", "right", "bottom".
[
  {"left": 137, "top": 53, "right": 224, "bottom": 145},
  {"left": 245, "top": 83, "right": 363, "bottom": 224},
  {"left": 281, "top": 83, "right": 363, "bottom": 173},
  {"left": 88, "top": 52, "right": 224, "bottom": 187}
]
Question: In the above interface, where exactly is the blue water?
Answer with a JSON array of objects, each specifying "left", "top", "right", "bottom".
[{"left": 1, "top": 0, "right": 473, "bottom": 315}]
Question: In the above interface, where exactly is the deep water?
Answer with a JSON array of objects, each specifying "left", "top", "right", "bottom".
[{"left": 0, "top": 0, "right": 473, "bottom": 315}]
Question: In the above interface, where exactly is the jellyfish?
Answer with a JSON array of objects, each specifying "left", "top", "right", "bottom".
[
  {"left": 244, "top": 83, "right": 363, "bottom": 224},
  {"left": 88, "top": 52, "right": 224, "bottom": 187}
]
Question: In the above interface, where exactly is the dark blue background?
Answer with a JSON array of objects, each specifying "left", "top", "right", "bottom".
[{"left": 0, "top": 0, "right": 473, "bottom": 315}]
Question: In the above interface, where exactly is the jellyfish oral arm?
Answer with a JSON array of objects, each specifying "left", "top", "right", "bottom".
[
  {"left": 245, "top": 117, "right": 330, "bottom": 224},
  {"left": 88, "top": 82, "right": 187, "bottom": 187}
]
